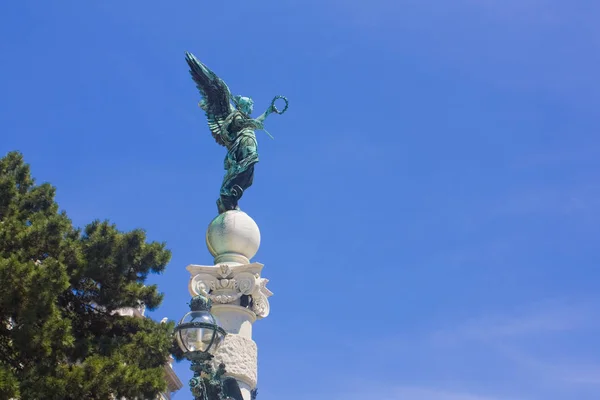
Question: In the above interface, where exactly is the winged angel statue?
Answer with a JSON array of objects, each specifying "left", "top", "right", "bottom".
[{"left": 185, "top": 52, "right": 288, "bottom": 214}]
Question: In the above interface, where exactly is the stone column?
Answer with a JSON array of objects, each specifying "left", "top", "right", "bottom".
[{"left": 187, "top": 210, "right": 272, "bottom": 400}]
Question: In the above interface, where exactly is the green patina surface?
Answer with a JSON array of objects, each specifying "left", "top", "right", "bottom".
[{"left": 185, "top": 52, "right": 288, "bottom": 214}]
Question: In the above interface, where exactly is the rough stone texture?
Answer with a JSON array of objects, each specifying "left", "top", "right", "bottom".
[
  {"left": 214, "top": 334, "right": 258, "bottom": 388},
  {"left": 206, "top": 210, "right": 261, "bottom": 265}
]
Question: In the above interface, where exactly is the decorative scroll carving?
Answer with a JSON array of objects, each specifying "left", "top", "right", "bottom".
[
  {"left": 187, "top": 262, "right": 272, "bottom": 318},
  {"left": 251, "top": 278, "right": 272, "bottom": 319},
  {"left": 235, "top": 272, "right": 256, "bottom": 295},
  {"left": 191, "top": 274, "right": 217, "bottom": 296}
]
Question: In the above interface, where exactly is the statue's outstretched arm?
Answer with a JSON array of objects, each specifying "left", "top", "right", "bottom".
[{"left": 254, "top": 103, "right": 277, "bottom": 126}]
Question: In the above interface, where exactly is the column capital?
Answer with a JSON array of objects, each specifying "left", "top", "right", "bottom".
[{"left": 187, "top": 262, "right": 273, "bottom": 319}]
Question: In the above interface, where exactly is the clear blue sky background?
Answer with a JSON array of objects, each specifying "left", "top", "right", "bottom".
[{"left": 1, "top": 1, "right": 599, "bottom": 399}]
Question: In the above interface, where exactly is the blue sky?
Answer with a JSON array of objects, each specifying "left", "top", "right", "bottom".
[{"left": 1, "top": 1, "right": 599, "bottom": 399}]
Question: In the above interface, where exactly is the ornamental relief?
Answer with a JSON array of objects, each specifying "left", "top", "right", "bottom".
[
  {"left": 210, "top": 293, "right": 242, "bottom": 304},
  {"left": 251, "top": 277, "right": 271, "bottom": 319},
  {"left": 191, "top": 274, "right": 217, "bottom": 296},
  {"left": 210, "top": 278, "right": 237, "bottom": 291},
  {"left": 189, "top": 268, "right": 272, "bottom": 318}
]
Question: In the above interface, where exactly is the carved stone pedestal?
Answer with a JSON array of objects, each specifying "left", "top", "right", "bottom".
[{"left": 187, "top": 210, "right": 272, "bottom": 400}]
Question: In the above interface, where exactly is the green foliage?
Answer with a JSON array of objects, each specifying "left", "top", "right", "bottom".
[{"left": 0, "top": 151, "right": 175, "bottom": 399}]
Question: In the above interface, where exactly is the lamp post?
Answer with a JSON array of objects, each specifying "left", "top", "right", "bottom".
[{"left": 175, "top": 295, "right": 243, "bottom": 400}]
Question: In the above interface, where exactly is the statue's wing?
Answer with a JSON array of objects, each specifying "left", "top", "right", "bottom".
[{"left": 185, "top": 52, "right": 233, "bottom": 147}]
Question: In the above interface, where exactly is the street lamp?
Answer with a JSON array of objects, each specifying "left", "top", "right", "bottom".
[{"left": 175, "top": 295, "right": 243, "bottom": 400}]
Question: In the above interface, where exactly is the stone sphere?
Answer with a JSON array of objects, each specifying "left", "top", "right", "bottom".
[{"left": 206, "top": 210, "right": 261, "bottom": 264}]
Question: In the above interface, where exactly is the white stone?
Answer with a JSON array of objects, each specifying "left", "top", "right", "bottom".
[
  {"left": 182, "top": 210, "right": 272, "bottom": 400},
  {"left": 236, "top": 381, "right": 253, "bottom": 400},
  {"left": 206, "top": 210, "right": 261, "bottom": 265},
  {"left": 214, "top": 334, "right": 258, "bottom": 389},
  {"left": 212, "top": 304, "right": 256, "bottom": 338},
  {"left": 187, "top": 262, "right": 272, "bottom": 320}
]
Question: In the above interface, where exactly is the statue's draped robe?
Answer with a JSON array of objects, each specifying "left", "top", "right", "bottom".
[{"left": 218, "top": 110, "right": 260, "bottom": 211}]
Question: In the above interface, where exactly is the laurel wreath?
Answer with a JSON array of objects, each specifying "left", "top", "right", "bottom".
[{"left": 271, "top": 95, "right": 289, "bottom": 115}]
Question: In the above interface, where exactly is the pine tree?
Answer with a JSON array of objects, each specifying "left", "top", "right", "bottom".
[{"left": 0, "top": 151, "right": 175, "bottom": 399}]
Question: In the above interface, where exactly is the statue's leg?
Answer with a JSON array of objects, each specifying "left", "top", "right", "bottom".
[
  {"left": 229, "top": 165, "right": 254, "bottom": 202},
  {"left": 217, "top": 165, "right": 255, "bottom": 213}
]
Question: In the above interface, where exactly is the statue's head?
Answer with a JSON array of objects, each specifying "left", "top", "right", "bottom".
[{"left": 234, "top": 96, "right": 254, "bottom": 115}]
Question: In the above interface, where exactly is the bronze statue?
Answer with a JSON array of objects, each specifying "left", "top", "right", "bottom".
[{"left": 185, "top": 52, "right": 288, "bottom": 214}]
